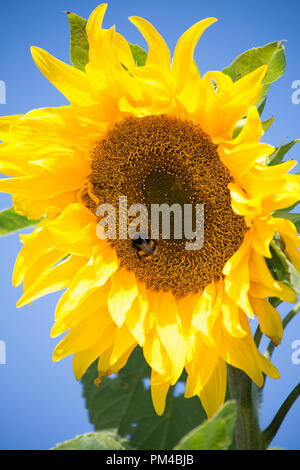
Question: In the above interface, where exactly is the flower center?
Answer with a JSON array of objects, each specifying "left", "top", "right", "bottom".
[{"left": 86, "top": 115, "right": 246, "bottom": 297}]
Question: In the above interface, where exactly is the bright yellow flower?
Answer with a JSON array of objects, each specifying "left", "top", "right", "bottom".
[{"left": 1, "top": 4, "right": 300, "bottom": 417}]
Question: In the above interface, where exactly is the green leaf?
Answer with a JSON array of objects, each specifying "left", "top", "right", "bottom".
[
  {"left": 268, "top": 139, "right": 300, "bottom": 166},
  {"left": 174, "top": 401, "right": 237, "bottom": 450},
  {"left": 274, "top": 201, "right": 299, "bottom": 214},
  {"left": 67, "top": 12, "right": 89, "bottom": 71},
  {"left": 257, "top": 96, "right": 267, "bottom": 116},
  {"left": 129, "top": 44, "right": 147, "bottom": 66},
  {"left": 273, "top": 202, "right": 300, "bottom": 236},
  {"left": 0, "top": 207, "right": 41, "bottom": 236},
  {"left": 262, "top": 116, "right": 275, "bottom": 133},
  {"left": 51, "top": 430, "right": 128, "bottom": 450},
  {"left": 282, "top": 256, "right": 300, "bottom": 294},
  {"left": 273, "top": 211, "right": 300, "bottom": 232},
  {"left": 82, "top": 347, "right": 206, "bottom": 450},
  {"left": 268, "top": 447, "right": 286, "bottom": 450},
  {"left": 269, "top": 238, "right": 300, "bottom": 294},
  {"left": 223, "top": 41, "right": 286, "bottom": 99}
]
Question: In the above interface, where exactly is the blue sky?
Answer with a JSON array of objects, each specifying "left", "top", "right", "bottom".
[{"left": 0, "top": 0, "right": 299, "bottom": 450}]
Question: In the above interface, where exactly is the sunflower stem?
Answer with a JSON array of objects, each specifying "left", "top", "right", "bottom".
[
  {"left": 261, "top": 382, "right": 300, "bottom": 448},
  {"left": 228, "top": 365, "right": 262, "bottom": 449}
]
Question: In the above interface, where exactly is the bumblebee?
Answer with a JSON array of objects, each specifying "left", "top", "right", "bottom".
[{"left": 131, "top": 237, "right": 157, "bottom": 260}]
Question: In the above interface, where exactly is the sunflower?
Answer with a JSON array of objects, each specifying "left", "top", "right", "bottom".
[{"left": 1, "top": 3, "right": 300, "bottom": 418}]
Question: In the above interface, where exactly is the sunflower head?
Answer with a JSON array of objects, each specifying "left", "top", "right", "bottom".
[{"left": 1, "top": 3, "right": 300, "bottom": 418}]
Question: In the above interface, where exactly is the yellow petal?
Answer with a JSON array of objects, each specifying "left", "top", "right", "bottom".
[
  {"left": 234, "top": 105, "right": 263, "bottom": 144},
  {"left": 223, "top": 232, "right": 254, "bottom": 318},
  {"left": 31, "top": 47, "right": 93, "bottom": 105},
  {"left": 17, "top": 254, "right": 86, "bottom": 307},
  {"left": 150, "top": 370, "right": 170, "bottom": 416},
  {"left": 250, "top": 280, "right": 297, "bottom": 303},
  {"left": 13, "top": 223, "right": 62, "bottom": 287},
  {"left": 125, "top": 281, "right": 149, "bottom": 346},
  {"left": 86, "top": 3, "right": 108, "bottom": 69},
  {"left": 172, "top": 18, "right": 217, "bottom": 92},
  {"left": 198, "top": 359, "right": 227, "bottom": 419},
  {"left": 252, "top": 216, "right": 275, "bottom": 257},
  {"left": 250, "top": 296, "right": 283, "bottom": 346},
  {"left": 217, "top": 106, "right": 263, "bottom": 148},
  {"left": 155, "top": 290, "right": 187, "bottom": 384},
  {"left": 257, "top": 351, "right": 280, "bottom": 379},
  {"left": 176, "top": 292, "right": 199, "bottom": 335},
  {"left": 110, "top": 345, "right": 136, "bottom": 375},
  {"left": 191, "top": 282, "right": 216, "bottom": 334},
  {"left": 53, "top": 307, "right": 111, "bottom": 361},
  {"left": 222, "top": 298, "right": 247, "bottom": 338},
  {"left": 96, "top": 343, "right": 136, "bottom": 379},
  {"left": 129, "top": 16, "right": 171, "bottom": 69},
  {"left": 185, "top": 337, "right": 219, "bottom": 397},
  {"left": 72, "top": 322, "right": 115, "bottom": 380},
  {"left": 205, "top": 71, "right": 233, "bottom": 92},
  {"left": 51, "top": 282, "right": 111, "bottom": 337},
  {"left": 194, "top": 67, "right": 266, "bottom": 140},
  {"left": 143, "top": 328, "right": 171, "bottom": 378},
  {"left": 0, "top": 169, "right": 87, "bottom": 200},
  {"left": 0, "top": 115, "right": 23, "bottom": 141},
  {"left": 230, "top": 65, "right": 267, "bottom": 107},
  {"left": 221, "top": 329, "right": 264, "bottom": 387},
  {"left": 191, "top": 281, "right": 223, "bottom": 342},
  {"left": 110, "top": 324, "right": 137, "bottom": 366},
  {"left": 108, "top": 267, "right": 139, "bottom": 327},
  {"left": 54, "top": 243, "right": 118, "bottom": 320},
  {"left": 249, "top": 250, "right": 297, "bottom": 303},
  {"left": 11, "top": 190, "right": 78, "bottom": 220},
  {"left": 218, "top": 142, "right": 274, "bottom": 180},
  {"left": 239, "top": 161, "right": 300, "bottom": 212},
  {"left": 114, "top": 31, "right": 137, "bottom": 70},
  {"left": 228, "top": 182, "right": 262, "bottom": 220}
]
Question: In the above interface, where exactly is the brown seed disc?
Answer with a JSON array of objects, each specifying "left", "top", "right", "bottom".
[{"left": 86, "top": 115, "right": 247, "bottom": 297}]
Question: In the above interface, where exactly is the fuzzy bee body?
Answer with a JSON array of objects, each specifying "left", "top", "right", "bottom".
[{"left": 131, "top": 237, "right": 157, "bottom": 260}]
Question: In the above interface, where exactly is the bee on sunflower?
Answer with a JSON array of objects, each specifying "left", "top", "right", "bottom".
[{"left": 0, "top": 3, "right": 299, "bottom": 435}]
